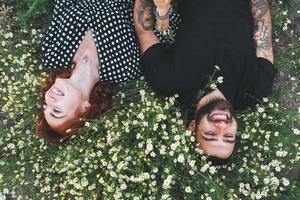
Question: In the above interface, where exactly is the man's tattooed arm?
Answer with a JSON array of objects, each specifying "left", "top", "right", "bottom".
[
  {"left": 251, "top": 0, "right": 274, "bottom": 63},
  {"left": 136, "top": 0, "right": 155, "bottom": 31},
  {"left": 133, "top": 0, "right": 160, "bottom": 54},
  {"left": 136, "top": 0, "right": 171, "bottom": 31},
  {"left": 154, "top": 0, "right": 171, "bottom": 31}
]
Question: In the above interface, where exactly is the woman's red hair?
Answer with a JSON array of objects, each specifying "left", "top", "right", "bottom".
[{"left": 37, "top": 67, "right": 114, "bottom": 143}]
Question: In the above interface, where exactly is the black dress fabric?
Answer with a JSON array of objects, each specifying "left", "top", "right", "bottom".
[
  {"left": 141, "top": 0, "right": 277, "bottom": 110},
  {"left": 42, "top": 0, "right": 180, "bottom": 83},
  {"left": 42, "top": 0, "right": 141, "bottom": 83}
]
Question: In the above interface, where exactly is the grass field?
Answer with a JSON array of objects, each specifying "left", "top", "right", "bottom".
[{"left": 0, "top": 0, "right": 299, "bottom": 199}]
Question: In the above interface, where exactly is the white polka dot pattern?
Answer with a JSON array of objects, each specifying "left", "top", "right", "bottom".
[{"left": 42, "top": 0, "right": 141, "bottom": 83}]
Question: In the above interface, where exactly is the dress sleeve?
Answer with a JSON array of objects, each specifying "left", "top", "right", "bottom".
[
  {"left": 53, "top": 0, "right": 77, "bottom": 15},
  {"left": 153, "top": 8, "right": 180, "bottom": 44},
  {"left": 42, "top": 0, "right": 83, "bottom": 69}
]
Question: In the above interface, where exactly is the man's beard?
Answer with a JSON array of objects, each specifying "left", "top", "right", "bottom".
[{"left": 195, "top": 99, "right": 235, "bottom": 124}]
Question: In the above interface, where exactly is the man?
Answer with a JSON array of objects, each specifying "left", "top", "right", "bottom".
[{"left": 133, "top": 0, "right": 277, "bottom": 161}]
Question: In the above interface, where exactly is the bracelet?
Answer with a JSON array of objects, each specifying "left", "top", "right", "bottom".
[{"left": 154, "top": 6, "right": 173, "bottom": 20}]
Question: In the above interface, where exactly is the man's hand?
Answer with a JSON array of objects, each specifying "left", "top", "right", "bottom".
[
  {"left": 251, "top": 0, "right": 274, "bottom": 63},
  {"left": 154, "top": 0, "right": 171, "bottom": 14},
  {"left": 153, "top": 0, "right": 171, "bottom": 31}
]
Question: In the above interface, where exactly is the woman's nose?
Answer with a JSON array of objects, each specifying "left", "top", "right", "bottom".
[{"left": 46, "top": 94, "right": 57, "bottom": 105}]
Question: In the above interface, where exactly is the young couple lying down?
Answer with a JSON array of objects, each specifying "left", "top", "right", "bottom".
[{"left": 37, "top": 0, "right": 277, "bottom": 163}]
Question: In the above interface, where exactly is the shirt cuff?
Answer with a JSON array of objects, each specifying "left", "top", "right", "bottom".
[{"left": 257, "top": 57, "right": 278, "bottom": 81}]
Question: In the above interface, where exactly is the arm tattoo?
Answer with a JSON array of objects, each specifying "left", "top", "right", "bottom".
[
  {"left": 254, "top": 19, "right": 272, "bottom": 50},
  {"left": 251, "top": 0, "right": 268, "bottom": 18},
  {"left": 137, "top": 0, "right": 155, "bottom": 31},
  {"left": 251, "top": 0, "right": 273, "bottom": 62},
  {"left": 254, "top": 19, "right": 272, "bottom": 59}
]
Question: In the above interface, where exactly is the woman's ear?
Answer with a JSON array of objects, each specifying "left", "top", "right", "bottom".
[
  {"left": 187, "top": 120, "right": 196, "bottom": 132},
  {"left": 80, "top": 101, "right": 91, "bottom": 114}
]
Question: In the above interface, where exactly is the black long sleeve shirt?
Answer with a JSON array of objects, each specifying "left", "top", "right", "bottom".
[{"left": 141, "top": 0, "right": 277, "bottom": 110}]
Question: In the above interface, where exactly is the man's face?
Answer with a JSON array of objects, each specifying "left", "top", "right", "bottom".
[{"left": 188, "top": 99, "right": 237, "bottom": 159}]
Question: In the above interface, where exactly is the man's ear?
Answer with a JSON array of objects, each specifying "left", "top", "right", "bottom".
[
  {"left": 187, "top": 120, "right": 196, "bottom": 132},
  {"left": 80, "top": 101, "right": 91, "bottom": 114}
]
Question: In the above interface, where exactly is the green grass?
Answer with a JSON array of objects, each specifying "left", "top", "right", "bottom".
[{"left": 0, "top": 0, "right": 299, "bottom": 199}]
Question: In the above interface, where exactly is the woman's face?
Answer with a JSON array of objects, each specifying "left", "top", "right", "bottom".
[{"left": 43, "top": 78, "right": 88, "bottom": 133}]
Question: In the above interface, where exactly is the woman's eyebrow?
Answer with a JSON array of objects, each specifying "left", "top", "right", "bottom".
[{"left": 201, "top": 135, "right": 217, "bottom": 141}]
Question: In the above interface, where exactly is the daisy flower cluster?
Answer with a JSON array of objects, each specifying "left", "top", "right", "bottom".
[{"left": 0, "top": 1, "right": 299, "bottom": 199}]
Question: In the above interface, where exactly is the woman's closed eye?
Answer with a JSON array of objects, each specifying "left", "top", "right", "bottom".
[
  {"left": 43, "top": 103, "right": 61, "bottom": 113},
  {"left": 43, "top": 104, "right": 65, "bottom": 119},
  {"left": 53, "top": 108, "right": 61, "bottom": 114},
  {"left": 50, "top": 108, "right": 65, "bottom": 119}
]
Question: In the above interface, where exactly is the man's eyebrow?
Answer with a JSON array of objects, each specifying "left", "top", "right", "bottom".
[
  {"left": 201, "top": 135, "right": 236, "bottom": 143},
  {"left": 224, "top": 133, "right": 236, "bottom": 143},
  {"left": 223, "top": 138, "right": 236, "bottom": 144},
  {"left": 50, "top": 112, "right": 65, "bottom": 119},
  {"left": 223, "top": 139, "right": 236, "bottom": 144}
]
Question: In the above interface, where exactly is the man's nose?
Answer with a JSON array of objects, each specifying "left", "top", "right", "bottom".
[{"left": 213, "top": 120, "right": 228, "bottom": 129}]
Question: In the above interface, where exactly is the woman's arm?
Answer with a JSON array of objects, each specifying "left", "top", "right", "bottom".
[{"left": 250, "top": 0, "right": 274, "bottom": 63}]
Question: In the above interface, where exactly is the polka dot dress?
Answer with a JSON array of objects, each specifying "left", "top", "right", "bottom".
[{"left": 42, "top": 0, "right": 141, "bottom": 83}]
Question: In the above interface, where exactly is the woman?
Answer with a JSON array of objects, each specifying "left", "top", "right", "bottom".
[
  {"left": 37, "top": 0, "right": 142, "bottom": 143},
  {"left": 37, "top": 0, "right": 178, "bottom": 143}
]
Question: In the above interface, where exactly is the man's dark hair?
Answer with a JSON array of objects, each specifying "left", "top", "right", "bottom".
[{"left": 207, "top": 155, "right": 232, "bottom": 166}]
